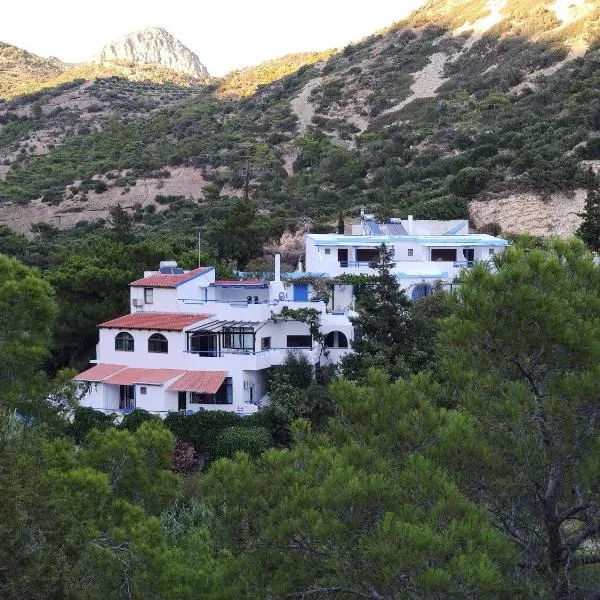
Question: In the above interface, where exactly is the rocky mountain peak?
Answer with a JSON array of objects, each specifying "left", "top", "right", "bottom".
[{"left": 96, "top": 26, "right": 209, "bottom": 78}]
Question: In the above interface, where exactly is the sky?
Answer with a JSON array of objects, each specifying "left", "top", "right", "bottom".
[{"left": 1, "top": 0, "right": 427, "bottom": 76}]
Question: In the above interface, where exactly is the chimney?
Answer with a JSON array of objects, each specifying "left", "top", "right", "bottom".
[
  {"left": 408, "top": 214, "right": 413, "bottom": 235},
  {"left": 274, "top": 254, "right": 281, "bottom": 282}
]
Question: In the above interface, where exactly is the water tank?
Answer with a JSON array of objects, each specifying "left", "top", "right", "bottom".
[{"left": 159, "top": 260, "right": 178, "bottom": 270}]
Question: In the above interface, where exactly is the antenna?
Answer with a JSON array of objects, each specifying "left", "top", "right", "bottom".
[{"left": 198, "top": 231, "right": 201, "bottom": 267}]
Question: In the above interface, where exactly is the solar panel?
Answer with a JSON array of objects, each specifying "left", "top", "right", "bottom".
[
  {"left": 159, "top": 267, "right": 185, "bottom": 274},
  {"left": 386, "top": 222, "right": 408, "bottom": 235},
  {"left": 364, "top": 219, "right": 382, "bottom": 234}
]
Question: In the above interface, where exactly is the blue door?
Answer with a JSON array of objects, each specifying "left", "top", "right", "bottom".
[{"left": 293, "top": 284, "right": 309, "bottom": 301}]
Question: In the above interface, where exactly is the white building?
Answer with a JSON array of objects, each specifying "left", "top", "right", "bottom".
[
  {"left": 76, "top": 258, "right": 353, "bottom": 416},
  {"left": 306, "top": 216, "right": 508, "bottom": 299},
  {"left": 76, "top": 218, "right": 507, "bottom": 416}
]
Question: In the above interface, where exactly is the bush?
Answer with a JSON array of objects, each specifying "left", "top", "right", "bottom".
[
  {"left": 119, "top": 408, "right": 160, "bottom": 432},
  {"left": 447, "top": 167, "right": 491, "bottom": 199},
  {"left": 164, "top": 410, "right": 242, "bottom": 457},
  {"left": 407, "top": 195, "right": 469, "bottom": 220},
  {"left": 68, "top": 406, "right": 114, "bottom": 444},
  {"left": 171, "top": 439, "right": 200, "bottom": 474},
  {"left": 213, "top": 426, "right": 271, "bottom": 459}
]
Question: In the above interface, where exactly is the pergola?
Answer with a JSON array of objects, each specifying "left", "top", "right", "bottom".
[{"left": 186, "top": 320, "right": 268, "bottom": 355}]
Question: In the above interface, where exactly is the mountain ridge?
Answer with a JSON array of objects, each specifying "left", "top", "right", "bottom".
[{"left": 2, "top": 0, "right": 600, "bottom": 236}]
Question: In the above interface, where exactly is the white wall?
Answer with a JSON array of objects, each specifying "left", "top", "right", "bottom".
[{"left": 130, "top": 287, "right": 179, "bottom": 313}]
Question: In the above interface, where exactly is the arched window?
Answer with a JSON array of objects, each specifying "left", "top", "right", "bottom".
[
  {"left": 148, "top": 333, "right": 168, "bottom": 354},
  {"left": 325, "top": 331, "right": 349, "bottom": 348},
  {"left": 115, "top": 331, "right": 134, "bottom": 352}
]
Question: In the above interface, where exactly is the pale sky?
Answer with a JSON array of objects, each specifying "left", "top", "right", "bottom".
[{"left": 1, "top": 0, "right": 427, "bottom": 76}]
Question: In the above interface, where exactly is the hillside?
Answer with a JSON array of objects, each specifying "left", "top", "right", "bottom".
[{"left": 2, "top": 0, "right": 600, "bottom": 235}]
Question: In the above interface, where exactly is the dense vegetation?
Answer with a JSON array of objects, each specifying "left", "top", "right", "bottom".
[
  {"left": 3, "top": 238, "right": 600, "bottom": 599},
  {"left": 3, "top": 0, "right": 600, "bottom": 230}
]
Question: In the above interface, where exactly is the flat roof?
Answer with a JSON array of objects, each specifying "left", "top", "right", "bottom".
[{"left": 306, "top": 234, "right": 509, "bottom": 247}]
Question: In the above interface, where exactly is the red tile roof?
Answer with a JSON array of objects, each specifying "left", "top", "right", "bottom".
[
  {"left": 212, "top": 279, "right": 267, "bottom": 287},
  {"left": 75, "top": 363, "right": 127, "bottom": 382},
  {"left": 99, "top": 312, "right": 211, "bottom": 331},
  {"left": 104, "top": 368, "right": 186, "bottom": 386},
  {"left": 168, "top": 371, "right": 228, "bottom": 394},
  {"left": 130, "top": 267, "right": 212, "bottom": 288}
]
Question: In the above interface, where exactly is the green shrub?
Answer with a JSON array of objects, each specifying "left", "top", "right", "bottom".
[
  {"left": 407, "top": 195, "right": 469, "bottom": 220},
  {"left": 164, "top": 410, "right": 242, "bottom": 457},
  {"left": 214, "top": 425, "right": 271, "bottom": 459},
  {"left": 447, "top": 167, "right": 491, "bottom": 199},
  {"left": 119, "top": 408, "right": 160, "bottom": 432},
  {"left": 68, "top": 406, "right": 114, "bottom": 444}
]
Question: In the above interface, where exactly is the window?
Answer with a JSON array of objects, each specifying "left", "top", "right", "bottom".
[
  {"left": 115, "top": 332, "right": 134, "bottom": 351},
  {"left": 190, "top": 378, "right": 233, "bottom": 405},
  {"left": 190, "top": 332, "right": 217, "bottom": 356},
  {"left": 324, "top": 248, "right": 331, "bottom": 255},
  {"left": 261, "top": 337, "right": 271, "bottom": 350},
  {"left": 148, "top": 333, "right": 168, "bottom": 353},
  {"left": 325, "top": 331, "right": 349, "bottom": 348},
  {"left": 223, "top": 327, "right": 254, "bottom": 351},
  {"left": 287, "top": 335, "right": 312, "bottom": 348},
  {"left": 144, "top": 288, "right": 153, "bottom": 304},
  {"left": 139, "top": 386, "right": 147, "bottom": 395},
  {"left": 356, "top": 248, "right": 379, "bottom": 263},
  {"left": 489, "top": 248, "right": 495, "bottom": 255},
  {"left": 408, "top": 248, "right": 414, "bottom": 257},
  {"left": 431, "top": 248, "right": 457, "bottom": 262}
]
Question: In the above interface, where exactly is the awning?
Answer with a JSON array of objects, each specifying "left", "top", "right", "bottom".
[
  {"left": 168, "top": 371, "right": 227, "bottom": 394},
  {"left": 75, "top": 363, "right": 127, "bottom": 382},
  {"left": 187, "top": 319, "right": 265, "bottom": 333},
  {"left": 103, "top": 368, "right": 185, "bottom": 386}
]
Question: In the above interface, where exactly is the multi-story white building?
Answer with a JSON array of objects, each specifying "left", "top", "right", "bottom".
[
  {"left": 76, "top": 217, "right": 508, "bottom": 416},
  {"left": 305, "top": 216, "right": 508, "bottom": 299},
  {"left": 76, "top": 257, "right": 353, "bottom": 416}
]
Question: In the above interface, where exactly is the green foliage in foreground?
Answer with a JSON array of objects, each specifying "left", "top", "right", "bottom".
[{"left": 2, "top": 241, "right": 600, "bottom": 598}]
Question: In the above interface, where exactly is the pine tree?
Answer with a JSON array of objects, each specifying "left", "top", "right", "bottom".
[
  {"left": 576, "top": 177, "right": 600, "bottom": 252},
  {"left": 342, "top": 243, "right": 413, "bottom": 380},
  {"left": 337, "top": 211, "right": 344, "bottom": 234}
]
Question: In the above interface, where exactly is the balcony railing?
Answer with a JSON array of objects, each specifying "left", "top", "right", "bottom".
[{"left": 339, "top": 261, "right": 378, "bottom": 268}]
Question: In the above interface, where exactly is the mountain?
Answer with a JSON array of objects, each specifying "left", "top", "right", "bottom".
[
  {"left": 2, "top": 0, "right": 600, "bottom": 236},
  {"left": 96, "top": 27, "right": 209, "bottom": 78},
  {"left": 0, "top": 42, "right": 69, "bottom": 99}
]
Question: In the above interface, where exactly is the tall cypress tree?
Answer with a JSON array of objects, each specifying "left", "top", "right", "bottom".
[
  {"left": 576, "top": 174, "right": 600, "bottom": 252},
  {"left": 337, "top": 211, "right": 345, "bottom": 234},
  {"left": 342, "top": 243, "right": 413, "bottom": 381}
]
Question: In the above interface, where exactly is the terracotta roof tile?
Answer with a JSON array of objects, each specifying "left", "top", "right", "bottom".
[
  {"left": 99, "top": 312, "right": 211, "bottom": 331},
  {"left": 168, "top": 371, "right": 228, "bottom": 394},
  {"left": 104, "top": 368, "right": 185, "bottom": 386},
  {"left": 130, "top": 267, "right": 212, "bottom": 288},
  {"left": 75, "top": 363, "right": 127, "bottom": 382}
]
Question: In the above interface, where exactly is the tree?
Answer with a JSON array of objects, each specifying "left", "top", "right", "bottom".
[
  {"left": 0, "top": 254, "right": 57, "bottom": 417},
  {"left": 342, "top": 244, "right": 413, "bottom": 381},
  {"left": 206, "top": 199, "right": 268, "bottom": 269},
  {"left": 108, "top": 203, "right": 133, "bottom": 243},
  {"left": 437, "top": 241, "right": 600, "bottom": 598},
  {"left": 199, "top": 377, "right": 517, "bottom": 599},
  {"left": 447, "top": 166, "right": 490, "bottom": 199},
  {"left": 576, "top": 176, "right": 600, "bottom": 252},
  {"left": 337, "top": 210, "right": 344, "bottom": 234}
]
